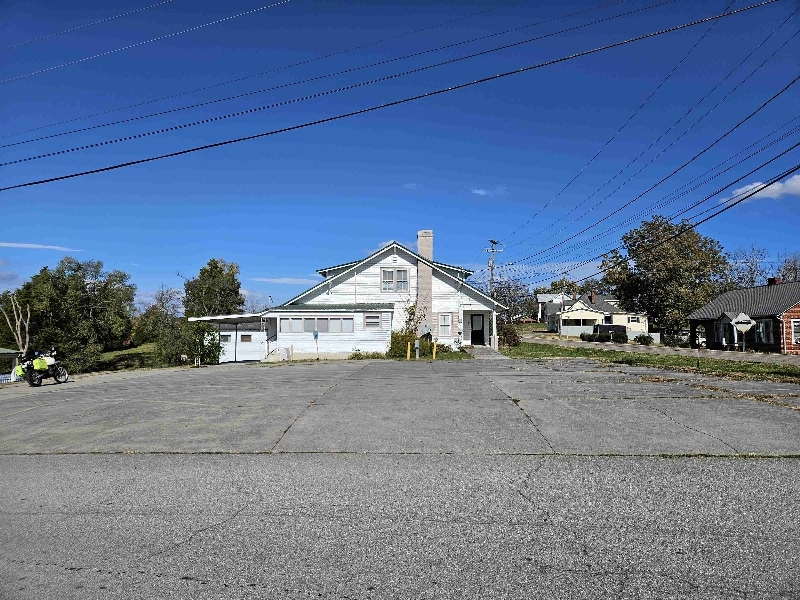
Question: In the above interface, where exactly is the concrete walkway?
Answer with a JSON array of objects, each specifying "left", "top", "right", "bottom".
[
  {"left": 522, "top": 334, "right": 800, "bottom": 366},
  {"left": 465, "top": 345, "right": 510, "bottom": 359}
]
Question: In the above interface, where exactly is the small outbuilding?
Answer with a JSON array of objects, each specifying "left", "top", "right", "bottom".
[{"left": 686, "top": 278, "right": 800, "bottom": 354}]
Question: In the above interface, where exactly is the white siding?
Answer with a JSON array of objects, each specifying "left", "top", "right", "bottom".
[
  {"left": 273, "top": 311, "right": 392, "bottom": 356},
  {"left": 302, "top": 250, "right": 418, "bottom": 332},
  {"left": 219, "top": 331, "right": 266, "bottom": 363},
  {"left": 431, "top": 271, "right": 494, "bottom": 346}
]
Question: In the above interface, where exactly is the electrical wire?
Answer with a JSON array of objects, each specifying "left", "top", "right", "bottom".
[
  {"left": 504, "top": 5, "right": 800, "bottom": 253},
  {"left": 0, "top": 0, "right": 293, "bottom": 85},
  {"left": 0, "top": 0, "right": 540, "bottom": 139},
  {"left": 500, "top": 0, "right": 739, "bottom": 246},
  {"left": 500, "top": 71, "right": 800, "bottom": 268},
  {"left": 0, "top": 1, "right": 777, "bottom": 194},
  {"left": 0, "top": 0, "right": 683, "bottom": 166},
  {"left": 0, "top": 0, "right": 655, "bottom": 150},
  {"left": 497, "top": 133, "right": 800, "bottom": 280},
  {"left": 0, "top": 0, "right": 178, "bottom": 51},
  {"left": 567, "top": 161, "right": 800, "bottom": 285}
]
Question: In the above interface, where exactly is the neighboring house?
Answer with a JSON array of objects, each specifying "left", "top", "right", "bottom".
[
  {"left": 535, "top": 293, "right": 571, "bottom": 322},
  {"left": 686, "top": 278, "right": 800, "bottom": 354},
  {"left": 545, "top": 291, "right": 648, "bottom": 337},
  {"left": 189, "top": 230, "right": 507, "bottom": 362}
]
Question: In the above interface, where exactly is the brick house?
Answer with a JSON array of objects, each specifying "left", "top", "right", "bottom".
[{"left": 687, "top": 278, "right": 800, "bottom": 355}]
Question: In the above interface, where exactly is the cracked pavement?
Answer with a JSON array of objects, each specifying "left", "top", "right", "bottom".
[{"left": 1, "top": 357, "right": 799, "bottom": 599}]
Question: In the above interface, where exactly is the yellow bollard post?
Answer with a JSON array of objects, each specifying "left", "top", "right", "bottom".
[
  {"left": 406, "top": 341, "right": 411, "bottom": 361},
  {"left": 433, "top": 342, "right": 437, "bottom": 360}
]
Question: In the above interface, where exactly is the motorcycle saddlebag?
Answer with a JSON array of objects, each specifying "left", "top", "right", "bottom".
[
  {"left": 33, "top": 358, "right": 49, "bottom": 371},
  {"left": 14, "top": 365, "right": 24, "bottom": 377}
]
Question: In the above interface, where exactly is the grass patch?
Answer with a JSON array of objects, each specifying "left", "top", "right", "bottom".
[
  {"left": 94, "top": 343, "right": 163, "bottom": 372},
  {"left": 516, "top": 322, "right": 549, "bottom": 334},
  {"left": 502, "top": 342, "right": 800, "bottom": 384}
]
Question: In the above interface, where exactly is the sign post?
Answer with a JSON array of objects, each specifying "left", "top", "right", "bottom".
[
  {"left": 313, "top": 330, "right": 319, "bottom": 361},
  {"left": 732, "top": 313, "right": 755, "bottom": 352}
]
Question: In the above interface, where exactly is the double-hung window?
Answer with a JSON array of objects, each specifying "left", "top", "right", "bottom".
[
  {"left": 793, "top": 320, "right": 800, "bottom": 345},
  {"left": 628, "top": 316, "right": 640, "bottom": 323},
  {"left": 382, "top": 268, "right": 409, "bottom": 292},
  {"left": 439, "top": 314, "right": 451, "bottom": 337},
  {"left": 381, "top": 270, "right": 394, "bottom": 292},
  {"left": 365, "top": 314, "right": 381, "bottom": 329},
  {"left": 755, "top": 320, "right": 773, "bottom": 344},
  {"left": 396, "top": 270, "right": 409, "bottom": 292}
]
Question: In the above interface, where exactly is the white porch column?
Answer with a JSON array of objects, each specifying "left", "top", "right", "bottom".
[{"left": 492, "top": 309, "right": 498, "bottom": 350}]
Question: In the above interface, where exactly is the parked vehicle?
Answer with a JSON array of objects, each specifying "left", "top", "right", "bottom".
[{"left": 15, "top": 349, "right": 69, "bottom": 387}]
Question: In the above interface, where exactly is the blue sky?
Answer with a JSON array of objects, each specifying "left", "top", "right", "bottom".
[{"left": 1, "top": 0, "right": 798, "bottom": 307}]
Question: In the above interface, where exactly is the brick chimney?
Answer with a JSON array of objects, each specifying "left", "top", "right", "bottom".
[
  {"left": 416, "top": 230, "right": 433, "bottom": 331},
  {"left": 590, "top": 290, "right": 596, "bottom": 304}
]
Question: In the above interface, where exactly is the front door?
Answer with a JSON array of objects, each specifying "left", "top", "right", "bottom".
[{"left": 471, "top": 314, "right": 485, "bottom": 345}]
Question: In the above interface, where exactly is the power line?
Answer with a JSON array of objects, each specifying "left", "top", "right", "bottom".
[
  {"left": 0, "top": 0, "right": 651, "bottom": 151},
  {"left": 0, "top": 0, "right": 293, "bottom": 85},
  {"left": 500, "top": 71, "right": 800, "bottom": 268},
  {"left": 498, "top": 135, "right": 800, "bottom": 280},
  {"left": 500, "top": 0, "right": 739, "bottom": 246},
  {"left": 0, "top": 0, "right": 537, "bottom": 139},
  {"left": 0, "top": 1, "right": 777, "bottom": 194},
  {"left": 569, "top": 161, "right": 800, "bottom": 285},
  {"left": 0, "top": 0, "right": 177, "bottom": 51},
  {"left": 0, "top": 0, "right": 683, "bottom": 166},
  {"left": 503, "top": 6, "right": 800, "bottom": 256}
]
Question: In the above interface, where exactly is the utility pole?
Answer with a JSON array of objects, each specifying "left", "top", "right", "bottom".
[{"left": 484, "top": 239, "right": 502, "bottom": 296}]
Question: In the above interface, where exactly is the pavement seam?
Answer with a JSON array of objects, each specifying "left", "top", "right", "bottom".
[
  {"left": 475, "top": 361, "right": 555, "bottom": 454},
  {"left": 640, "top": 401, "right": 739, "bottom": 454},
  {"left": 269, "top": 361, "right": 371, "bottom": 453}
]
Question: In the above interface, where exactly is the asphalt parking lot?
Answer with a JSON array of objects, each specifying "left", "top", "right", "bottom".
[{"left": 1, "top": 357, "right": 799, "bottom": 599}]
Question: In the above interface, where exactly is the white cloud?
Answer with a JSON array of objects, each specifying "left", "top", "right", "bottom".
[
  {"left": 471, "top": 186, "right": 507, "bottom": 197},
  {"left": 403, "top": 182, "right": 418, "bottom": 189},
  {"left": 251, "top": 277, "right": 319, "bottom": 285},
  {"left": 0, "top": 270, "right": 19, "bottom": 282},
  {"left": 0, "top": 242, "right": 81, "bottom": 251},
  {"left": 728, "top": 174, "right": 800, "bottom": 203}
]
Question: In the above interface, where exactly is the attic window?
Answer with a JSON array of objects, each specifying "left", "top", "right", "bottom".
[
  {"left": 396, "top": 270, "right": 408, "bottom": 292},
  {"left": 628, "top": 316, "right": 640, "bottom": 323},
  {"left": 381, "top": 270, "right": 394, "bottom": 292}
]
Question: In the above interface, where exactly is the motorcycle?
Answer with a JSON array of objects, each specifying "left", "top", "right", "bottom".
[{"left": 15, "top": 349, "right": 69, "bottom": 387}]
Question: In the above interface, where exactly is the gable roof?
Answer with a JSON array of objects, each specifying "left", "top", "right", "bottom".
[
  {"left": 317, "top": 256, "right": 474, "bottom": 277},
  {"left": 687, "top": 281, "right": 800, "bottom": 320},
  {"left": 283, "top": 241, "right": 506, "bottom": 309},
  {"left": 562, "top": 293, "right": 637, "bottom": 315}
]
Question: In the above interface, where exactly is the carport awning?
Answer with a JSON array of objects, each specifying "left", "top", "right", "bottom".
[{"left": 0, "top": 346, "right": 19, "bottom": 357}]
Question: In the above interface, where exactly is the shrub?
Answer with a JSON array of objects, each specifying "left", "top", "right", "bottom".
[
  {"left": 661, "top": 333, "right": 690, "bottom": 348},
  {"left": 596, "top": 333, "right": 612, "bottom": 343},
  {"left": 498, "top": 323, "right": 521, "bottom": 347},
  {"left": 611, "top": 331, "right": 628, "bottom": 344},
  {"left": 386, "top": 331, "right": 454, "bottom": 358},
  {"left": 634, "top": 334, "right": 654, "bottom": 346},
  {"left": 349, "top": 351, "right": 385, "bottom": 360},
  {"left": 580, "top": 332, "right": 590, "bottom": 341}
]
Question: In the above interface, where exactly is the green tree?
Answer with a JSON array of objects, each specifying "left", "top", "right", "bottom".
[
  {"left": 183, "top": 258, "right": 245, "bottom": 317},
  {"left": 490, "top": 279, "right": 536, "bottom": 323},
  {"left": 0, "top": 258, "right": 136, "bottom": 372},
  {"left": 534, "top": 277, "right": 610, "bottom": 297},
  {"left": 600, "top": 216, "right": 730, "bottom": 333}
]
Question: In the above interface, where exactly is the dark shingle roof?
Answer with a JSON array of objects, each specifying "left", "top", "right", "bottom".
[
  {"left": 563, "top": 294, "right": 628, "bottom": 314},
  {"left": 687, "top": 282, "right": 800, "bottom": 320}
]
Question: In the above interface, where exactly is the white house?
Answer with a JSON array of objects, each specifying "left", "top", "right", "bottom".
[
  {"left": 189, "top": 230, "right": 506, "bottom": 361},
  {"left": 545, "top": 291, "right": 648, "bottom": 337}
]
